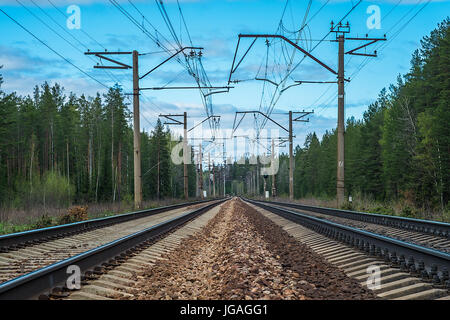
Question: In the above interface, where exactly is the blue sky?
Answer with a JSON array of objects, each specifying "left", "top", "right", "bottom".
[{"left": 1, "top": 0, "right": 449, "bottom": 160}]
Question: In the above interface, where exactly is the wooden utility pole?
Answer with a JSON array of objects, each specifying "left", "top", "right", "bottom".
[
  {"left": 289, "top": 111, "right": 293, "bottom": 200},
  {"left": 208, "top": 152, "right": 211, "bottom": 197},
  {"left": 85, "top": 50, "right": 142, "bottom": 209},
  {"left": 199, "top": 143, "right": 204, "bottom": 199},
  {"left": 263, "top": 175, "right": 267, "bottom": 197},
  {"left": 183, "top": 112, "right": 188, "bottom": 200},
  {"left": 330, "top": 21, "right": 386, "bottom": 206},
  {"left": 336, "top": 33, "right": 346, "bottom": 207},
  {"left": 212, "top": 161, "right": 216, "bottom": 197},
  {"left": 132, "top": 51, "right": 142, "bottom": 208},
  {"left": 223, "top": 143, "right": 226, "bottom": 197},
  {"left": 271, "top": 138, "right": 276, "bottom": 197},
  {"left": 195, "top": 149, "right": 199, "bottom": 197}
]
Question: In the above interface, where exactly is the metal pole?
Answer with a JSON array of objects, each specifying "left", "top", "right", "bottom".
[
  {"left": 208, "top": 152, "right": 211, "bottom": 197},
  {"left": 212, "top": 161, "right": 216, "bottom": 197},
  {"left": 183, "top": 112, "right": 188, "bottom": 200},
  {"left": 132, "top": 50, "right": 142, "bottom": 209},
  {"left": 337, "top": 35, "right": 345, "bottom": 207},
  {"left": 223, "top": 143, "right": 226, "bottom": 197},
  {"left": 195, "top": 149, "right": 199, "bottom": 197},
  {"left": 256, "top": 139, "right": 260, "bottom": 196},
  {"left": 223, "top": 166, "right": 226, "bottom": 197},
  {"left": 289, "top": 111, "right": 293, "bottom": 201},
  {"left": 199, "top": 143, "right": 204, "bottom": 199},
  {"left": 271, "top": 138, "right": 276, "bottom": 197}
]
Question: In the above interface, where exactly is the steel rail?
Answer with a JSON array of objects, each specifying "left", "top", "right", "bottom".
[
  {"left": 0, "top": 198, "right": 221, "bottom": 250},
  {"left": 252, "top": 199, "right": 450, "bottom": 238},
  {"left": 245, "top": 198, "right": 450, "bottom": 282},
  {"left": 0, "top": 198, "right": 228, "bottom": 300}
]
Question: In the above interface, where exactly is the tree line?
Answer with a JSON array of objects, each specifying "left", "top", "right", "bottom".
[{"left": 0, "top": 78, "right": 201, "bottom": 209}]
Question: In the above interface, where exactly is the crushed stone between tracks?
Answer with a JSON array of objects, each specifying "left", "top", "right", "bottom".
[{"left": 121, "top": 198, "right": 377, "bottom": 300}]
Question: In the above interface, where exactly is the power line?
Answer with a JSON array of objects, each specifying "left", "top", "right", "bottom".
[
  {"left": 259, "top": 0, "right": 363, "bottom": 132},
  {"left": 47, "top": 0, "right": 107, "bottom": 51},
  {"left": 113, "top": 0, "right": 219, "bottom": 135},
  {"left": 0, "top": 7, "right": 110, "bottom": 90},
  {"left": 40, "top": 0, "right": 128, "bottom": 87},
  {"left": 309, "top": 0, "right": 421, "bottom": 117}
]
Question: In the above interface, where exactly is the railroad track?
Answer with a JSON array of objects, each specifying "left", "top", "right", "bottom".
[
  {"left": 253, "top": 199, "right": 450, "bottom": 253},
  {"left": 245, "top": 198, "right": 450, "bottom": 300},
  {"left": 2, "top": 197, "right": 448, "bottom": 300},
  {"left": 0, "top": 198, "right": 227, "bottom": 299}
]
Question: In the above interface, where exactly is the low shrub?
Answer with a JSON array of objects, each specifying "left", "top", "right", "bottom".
[
  {"left": 33, "top": 214, "right": 54, "bottom": 229},
  {"left": 370, "top": 206, "right": 391, "bottom": 215},
  {"left": 400, "top": 206, "right": 418, "bottom": 218},
  {"left": 58, "top": 206, "right": 88, "bottom": 225},
  {"left": 340, "top": 202, "right": 354, "bottom": 210}
]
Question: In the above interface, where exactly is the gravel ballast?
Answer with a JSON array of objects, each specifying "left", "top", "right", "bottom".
[{"left": 123, "top": 198, "right": 377, "bottom": 300}]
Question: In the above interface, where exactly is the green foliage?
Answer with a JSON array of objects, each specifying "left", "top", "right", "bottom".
[
  {"left": 340, "top": 202, "right": 354, "bottom": 211},
  {"left": 41, "top": 171, "right": 75, "bottom": 207},
  {"left": 32, "top": 214, "right": 55, "bottom": 229},
  {"left": 371, "top": 206, "right": 391, "bottom": 215},
  {"left": 0, "top": 222, "right": 31, "bottom": 235},
  {"left": 0, "top": 77, "right": 179, "bottom": 212},
  {"left": 400, "top": 206, "right": 418, "bottom": 219},
  {"left": 121, "top": 194, "right": 133, "bottom": 207}
]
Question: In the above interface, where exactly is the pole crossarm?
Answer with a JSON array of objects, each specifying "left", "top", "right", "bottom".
[
  {"left": 293, "top": 110, "right": 314, "bottom": 122},
  {"left": 235, "top": 111, "right": 289, "bottom": 133},
  {"left": 140, "top": 86, "right": 233, "bottom": 91},
  {"left": 344, "top": 37, "right": 386, "bottom": 57},
  {"left": 228, "top": 37, "right": 257, "bottom": 84},
  {"left": 280, "top": 83, "right": 302, "bottom": 93},
  {"left": 159, "top": 114, "right": 184, "bottom": 125},
  {"left": 330, "top": 22, "right": 387, "bottom": 57},
  {"left": 233, "top": 135, "right": 292, "bottom": 140},
  {"left": 203, "top": 89, "right": 230, "bottom": 97},
  {"left": 228, "top": 34, "right": 337, "bottom": 85},
  {"left": 295, "top": 80, "right": 337, "bottom": 84},
  {"left": 255, "top": 77, "right": 279, "bottom": 86},
  {"left": 188, "top": 116, "right": 221, "bottom": 133},
  {"left": 139, "top": 46, "right": 203, "bottom": 80},
  {"left": 85, "top": 51, "right": 132, "bottom": 69}
]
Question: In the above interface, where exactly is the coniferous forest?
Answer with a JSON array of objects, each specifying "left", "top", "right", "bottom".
[{"left": 0, "top": 18, "right": 449, "bottom": 225}]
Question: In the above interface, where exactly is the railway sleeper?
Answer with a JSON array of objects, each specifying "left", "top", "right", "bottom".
[{"left": 246, "top": 201, "right": 450, "bottom": 300}]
